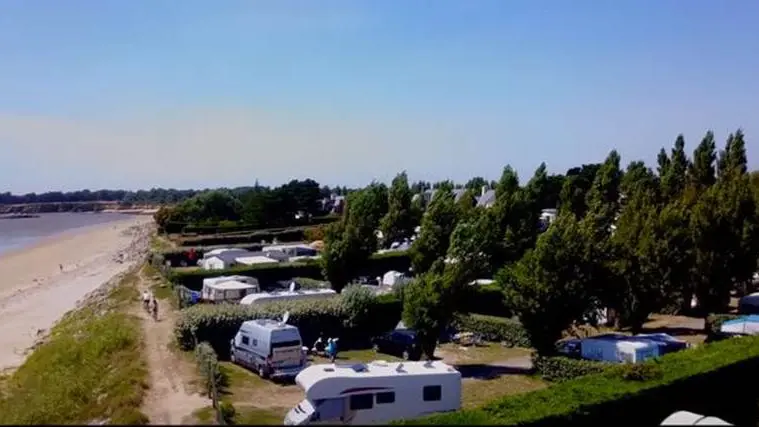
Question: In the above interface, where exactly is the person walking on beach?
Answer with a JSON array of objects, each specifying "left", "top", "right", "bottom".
[{"left": 59, "top": 264, "right": 63, "bottom": 272}]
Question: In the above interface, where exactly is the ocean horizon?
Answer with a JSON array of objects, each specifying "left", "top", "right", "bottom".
[{"left": 0, "top": 212, "right": 141, "bottom": 256}]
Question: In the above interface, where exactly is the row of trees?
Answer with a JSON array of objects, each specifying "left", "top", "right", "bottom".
[
  {"left": 0, "top": 188, "right": 201, "bottom": 205},
  {"left": 322, "top": 130, "right": 759, "bottom": 360}
]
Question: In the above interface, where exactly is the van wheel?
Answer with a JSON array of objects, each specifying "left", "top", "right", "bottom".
[{"left": 260, "top": 365, "right": 270, "bottom": 379}]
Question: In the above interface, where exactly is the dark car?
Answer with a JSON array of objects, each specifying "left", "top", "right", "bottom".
[{"left": 371, "top": 329, "right": 422, "bottom": 361}]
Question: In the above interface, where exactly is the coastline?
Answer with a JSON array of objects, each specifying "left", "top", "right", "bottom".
[{"left": 0, "top": 215, "right": 154, "bottom": 371}]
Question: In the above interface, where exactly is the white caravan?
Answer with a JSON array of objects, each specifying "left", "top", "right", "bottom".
[
  {"left": 284, "top": 360, "right": 461, "bottom": 425},
  {"left": 230, "top": 317, "right": 308, "bottom": 379},
  {"left": 239, "top": 287, "right": 336, "bottom": 306},
  {"left": 581, "top": 336, "right": 659, "bottom": 364},
  {"left": 202, "top": 276, "right": 260, "bottom": 303}
]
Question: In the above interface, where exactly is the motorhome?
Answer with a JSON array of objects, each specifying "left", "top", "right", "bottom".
[
  {"left": 284, "top": 360, "right": 461, "bottom": 425},
  {"left": 240, "top": 287, "right": 337, "bottom": 306},
  {"left": 230, "top": 318, "right": 308, "bottom": 379}
]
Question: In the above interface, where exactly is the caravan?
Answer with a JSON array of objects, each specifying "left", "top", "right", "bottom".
[
  {"left": 284, "top": 360, "right": 461, "bottom": 425},
  {"left": 230, "top": 316, "right": 308, "bottom": 380},
  {"left": 240, "top": 286, "right": 337, "bottom": 306},
  {"left": 201, "top": 276, "right": 260, "bottom": 303}
]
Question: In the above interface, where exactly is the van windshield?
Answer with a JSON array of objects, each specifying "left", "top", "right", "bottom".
[{"left": 272, "top": 340, "right": 301, "bottom": 349}]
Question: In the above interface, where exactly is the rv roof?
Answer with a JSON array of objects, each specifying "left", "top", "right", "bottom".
[
  {"left": 208, "top": 280, "right": 258, "bottom": 290},
  {"left": 296, "top": 360, "right": 458, "bottom": 390},
  {"left": 241, "top": 319, "right": 296, "bottom": 331}
]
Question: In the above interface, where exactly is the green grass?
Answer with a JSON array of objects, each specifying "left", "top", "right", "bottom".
[
  {"left": 0, "top": 269, "right": 150, "bottom": 425},
  {"left": 233, "top": 406, "right": 286, "bottom": 425},
  {"left": 400, "top": 335, "right": 759, "bottom": 425}
]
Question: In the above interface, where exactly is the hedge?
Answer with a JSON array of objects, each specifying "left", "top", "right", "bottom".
[
  {"left": 533, "top": 356, "right": 612, "bottom": 382},
  {"left": 452, "top": 314, "right": 529, "bottom": 347},
  {"left": 167, "top": 251, "right": 412, "bottom": 290},
  {"left": 174, "top": 296, "right": 402, "bottom": 359},
  {"left": 174, "top": 223, "right": 338, "bottom": 247},
  {"left": 153, "top": 244, "right": 267, "bottom": 267},
  {"left": 180, "top": 216, "right": 339, "bottom": 235},
  {"left": 398, "top": 335, "right": 759, "bottom": 425}
]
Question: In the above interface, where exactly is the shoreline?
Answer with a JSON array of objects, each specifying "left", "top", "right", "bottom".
[{"left": 0, "top": 216, "right": 154, "bottom": 371}]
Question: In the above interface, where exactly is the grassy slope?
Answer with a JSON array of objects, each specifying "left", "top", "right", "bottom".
[
  {"left": 402, "top": 335, "right": 759, "bottom": 425},
  {"left": 0, "top": 269, "right": 149, "bottom": 425}
]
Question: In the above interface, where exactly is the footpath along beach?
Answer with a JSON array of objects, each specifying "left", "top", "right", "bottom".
[{"left": 0, "top": 215, "right": 154, "bottom": 371}]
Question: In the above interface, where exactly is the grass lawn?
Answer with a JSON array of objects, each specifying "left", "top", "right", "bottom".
[{"left": 0, "top": 269, "right": 149, "bottom": 425}]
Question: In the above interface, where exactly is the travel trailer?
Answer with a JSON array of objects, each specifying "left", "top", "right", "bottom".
[
  {"left": 240, "top": 285, "right": 337, "bottom": 306},
  {"left": 661, "top": 411, "right": 732, "bottom": 425},
  {"left": 284, "top": 360, "right": 461, "bottom": 425},
  {"left": 201, "top": 279, "right": 260, "bottom": 303},
  {"left": 580, "top": 334, "right": 659, "bottom": 364},
  {"left": 229, "top": 315, "right": 308, "bottom": 380}
]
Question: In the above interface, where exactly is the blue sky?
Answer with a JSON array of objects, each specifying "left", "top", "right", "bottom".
[{"left": 1, "top": 0, "right": 757, "bottom": 192}]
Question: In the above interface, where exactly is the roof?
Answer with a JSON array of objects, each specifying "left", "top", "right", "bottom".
[
  {"left": 241, "top": 318, "right": 297, "bottom": 331},
  {"left": 206, "top": 250, "right": 252, "bottom": 263},
  {"left": 236, "top": 256, "right": 279, "bottom": 265},
  {"left": 205, "top": 248, "right": 251, "bottom": 257},
  {"left": 296, "top": 360, "right": 458, "bottom": 391},
  {"left": 263, "top": 244, "right": 312, "bottom": 252},
  {"left": 203, "top": 275, "right": 258, "bottom": 285},
  {"left": 476, "top": 189, "right": 496, "bottom": 207},
  {"left": 206, "top": 280, "right": 258, "bottom": 290},
  {"left": 240, "top": 289, "right": 337, "bottom": 304},
  {"left": 723, "top": 315, "right": 759, "bottom": 325}
]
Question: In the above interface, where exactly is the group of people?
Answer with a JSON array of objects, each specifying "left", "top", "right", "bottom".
[
  {"left": 312, "top": 334, "right": 339, "bottom": 362},
  {"left": 141, "top": 290, "right": 159, "bottom": 320}
]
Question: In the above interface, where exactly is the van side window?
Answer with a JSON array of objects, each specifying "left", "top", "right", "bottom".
[
  {"left": 241, "top": 336, "right": 249, "bottom": 345},
  {"left": 376, "top": 392, "right": 395, "bottom": 404},
  {"left": 349, "top": 393, "right": 373, "bottom": 411},
  {"left": 423, "top": 385, "right": 442, "bottom": 402}
]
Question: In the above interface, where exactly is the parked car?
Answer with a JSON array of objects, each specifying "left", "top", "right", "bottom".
[{"left": 371, "top": 329, "right": 422, "bottom": 361}]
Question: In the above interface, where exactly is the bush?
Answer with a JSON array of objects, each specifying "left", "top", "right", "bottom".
[
  {"left": 398, "top": 335, "right": 759, "bottom": 426},
  {"left": 705, "top": 313, "right": 740, "bottom": 338},
  {"left": 174, "top": 295, "right": 402, "bottom": 359},
  {"left": 195, "top": 342, "right": 223, "bottom": 398},
  {"left": 533, "top": 356, "right": 611, "bottom": 382},
  {"left": 168, "top": 251, "right": 412, "bottom": 291},
  {"left": 303, "top": 224, "right": 328, "bottom": 242},
  {"left": 179, "top": 216, "right": 340, "bottom": 235},
  {"left": 219, "top": 402, "right": 236, "bottom": 424},
  {"left": 452, "top": 314, "right": 529, "bottom": 347}
]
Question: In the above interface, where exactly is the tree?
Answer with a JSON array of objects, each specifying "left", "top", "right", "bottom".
[
  {"left": 411, "top": 182, "right": 458, "bottom": 275},
  {"left": 688, "top": 131, "right": 717, "bottom": 190},
  {"left": 454, "top": 188, "right": 477, "bottom": 223},
  {"left": 660, "top": 135, "right": 689, "bottom": 201},
  {"left": 559, "top": 163, "right": 602, "bottom": 218},
  {"left": 464, "top": 176, "right": 489, "bottom": 192},
  {"left": 447, "top": 210, "right": 498, "bottom": 282},
  {"left": 498, "top": 214, "right": 595, "bottom": 356},
  {"left": 379, "top": 172, "right": 414, "bottom": 247},
  {"left": 401, "top": 266, "right": 460, "bottom": 360}
]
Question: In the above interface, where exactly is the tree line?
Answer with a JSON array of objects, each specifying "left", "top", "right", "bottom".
[{"left": 321, "top": 130, "right": 759, "bottom": 360}]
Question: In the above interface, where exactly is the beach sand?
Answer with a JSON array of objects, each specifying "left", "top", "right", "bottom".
[{"left": 0, "top": 216, "right": 154, "bottom": 371}]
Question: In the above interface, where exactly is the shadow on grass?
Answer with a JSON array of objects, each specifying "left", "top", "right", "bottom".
[{"left": 455, "top": 363, "right": 533, "bottom": 380}]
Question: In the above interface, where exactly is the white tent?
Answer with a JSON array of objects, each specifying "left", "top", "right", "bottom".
[
  {"left": 720, "top": 315, "right": 759, "bottom": 335},
  {"left": 660, "top": 410, "right": 732, "bottom": 425}
]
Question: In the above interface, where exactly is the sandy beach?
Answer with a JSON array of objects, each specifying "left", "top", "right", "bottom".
[{"left": 0, "top": 216, "right": 153, "bottom": 371}]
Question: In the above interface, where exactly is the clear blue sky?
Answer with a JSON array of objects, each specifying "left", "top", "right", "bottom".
[{"left": 1, "top": 0, "right": 757, "bottom": 192}]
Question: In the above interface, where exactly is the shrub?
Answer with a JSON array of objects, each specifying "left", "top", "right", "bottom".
[
  {"left": 168, "top": 251, "right": 412, "bottom": 291},
  {"left": 219, "top": 402, "right": 236, "bottom": 424},
  {"left": 341, "top": 285, "right": 377, "bottom": 329},
  {"left": 398, "top": 335, "right": 759, "bottom": 426},
  {"left": 533, "top": 356, "right": 611, "bottom": 382},
  {"left": 303, "top": 224, "right": 328, "bottom": 242},
  {"left": 705, "top": 313, "right": 740, "bottom": 338},
  {"left": 174, "top": 296, "right": 402, "bottom": 358},
  {"left": 618, "top": 361, "right": 663, "bottom": 382},
  {"left": 452, "top": 314, "right": 529, "bottom": 347}
]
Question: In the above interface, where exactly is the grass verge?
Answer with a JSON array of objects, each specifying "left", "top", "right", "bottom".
[{"left": 0, "top": 268, "right": 149, "bottom": 425}]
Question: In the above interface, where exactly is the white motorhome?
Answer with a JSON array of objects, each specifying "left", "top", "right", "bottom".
[
  {"left": 230, "top": 318, "right": 308, "bottom": 379},
  {"left": 284, "top": 360, "right": 461, "bottom": 425},
  {"left": 239, "top": 288, "right": 337, "bottom": 306}
]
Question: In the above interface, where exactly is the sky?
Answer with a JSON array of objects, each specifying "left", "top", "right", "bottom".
[{"left": 1, "top": 0, "right": 758, "bottom": 193}]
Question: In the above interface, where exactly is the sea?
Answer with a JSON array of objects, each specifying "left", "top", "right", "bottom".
[{"left": 0, "top": 212, "right": 139, "bottom": 256}]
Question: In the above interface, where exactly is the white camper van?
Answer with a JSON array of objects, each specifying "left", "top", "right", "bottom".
[
  {"left": 230, "top": 318, "right": 308, "bottom": 379},
  {"left": 284, "top": 360, "right": 461, "bottom": 425},
  {"left": 581, "top": 336, "right": 659, "bottom": 364},
  {"left": 239, "top": 287, "right": 337, "bottom": 306}
]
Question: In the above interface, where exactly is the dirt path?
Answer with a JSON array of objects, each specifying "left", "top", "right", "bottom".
[{"left": 134, "top": 269, "right": 208, "bottom": 425}]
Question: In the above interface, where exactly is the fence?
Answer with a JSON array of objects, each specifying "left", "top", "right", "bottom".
[{"left": 194, "top": 340, "right": 231, "bottom": 424}]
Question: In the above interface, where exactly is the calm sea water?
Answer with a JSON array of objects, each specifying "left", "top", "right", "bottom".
[{"left": 0, "top": 212, "right": 140, "bottom": 255}]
